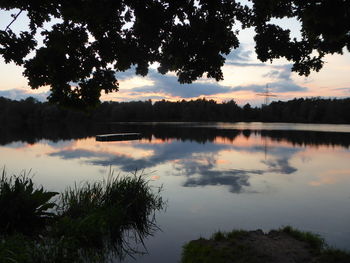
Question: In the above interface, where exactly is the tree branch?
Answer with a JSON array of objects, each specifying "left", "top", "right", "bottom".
[{"left": 5, "top": 9, "right": 23, "bottom": 31}]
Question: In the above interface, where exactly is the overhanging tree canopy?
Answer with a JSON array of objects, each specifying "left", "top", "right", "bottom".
[{"left": 1, "top": 0, "right": 349, "bottom": 107}]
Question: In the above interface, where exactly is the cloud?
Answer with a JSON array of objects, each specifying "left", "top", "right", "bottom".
[
  {"left": 48, "top": 128, "right": 302, "bottom": 193},
  {"left": 223, "top": 144, "right": 299, "bottom": 175},
  {"left": 228, "top": 64, "right": 307, "bottom": 94},
  {"left": 91, "top": 142, "right": 227, "bottom": 171},
  {"left": 258, "top": 64, "right": 308, "bottom": 93},
  {"left": 272, "top": 81, "right": 308, "bottom": 93},
  {"left": 111, "top": 45, "right": 272, "bottom": 99},
  {"left": 0, "top": 89, "right": 48, "bottom": 101},
  {"left": 264, "top": 64, "right": 293, "bottom": 81},
  {"left": 118, "top": 64, "right": 307, "bottom": 99},
  {"left": 1, "top": 141, "right": 28, "bottom": 149},
  {"left": 226, "top": 62, "right": 267, "bottom": 67},
  {"left": 48, "top": 127, "right": 300, "bottom": 178},
  {"left": 173, "top": 153, "right": 263, "bottom": 193},
  {"left": 106, "top": 44, "right": 308, "bottom": 101},
  {"left": 44, "top": 140, "right": 75, "bottom": 149},
  {"left": 231, "top": 82, "right": 307, "bottom": 93},
  {"left": 224, "top": 46, "right": 267, "bottom": 67},
  {"left": 49, "top": 141, "right": 229, "bottom": 172},
  {"left": 225, "top": 46, "right": 253, "bottom": 63},
  {"left": 183, "top": 170, "right": 251, "bottom": 193},
  {"left": 332, "top": 87, "right": 350, "bottom": 93},
  {"left": 263, "top": 157, "right": 297, "bottom": 174},
  {"left": 50, "top": 149, "right": 105, "bottom": 159},
  {"left": 115, "top": 69, "right": 141, "bottom": 80},
  {"left": 131, "top": 70, "right": 233, "bottom": 98}
]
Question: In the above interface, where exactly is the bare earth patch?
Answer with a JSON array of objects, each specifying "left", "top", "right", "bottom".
[
  {"left": 182, "top": 228, "right": 350, "bottom": 263},
  {"left": 241, "top": 230, "right": 314, "bottom": 263}
]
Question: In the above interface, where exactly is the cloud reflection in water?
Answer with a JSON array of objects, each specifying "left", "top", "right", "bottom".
[{"left": 48, "top": 133, "right": 300, "bottom": 194}]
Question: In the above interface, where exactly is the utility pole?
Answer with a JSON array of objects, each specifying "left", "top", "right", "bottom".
[{"left": 256, "top": 84, "right": 277, "bottom": 106}]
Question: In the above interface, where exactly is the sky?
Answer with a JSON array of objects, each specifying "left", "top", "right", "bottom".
[{"left": 1, "top": 8, "right": 350, "bottom": 106}]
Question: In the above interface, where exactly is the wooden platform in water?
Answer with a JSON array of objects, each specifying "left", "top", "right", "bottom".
[{"left": 96, "top": 133, "right": 141, "bottom": 141}]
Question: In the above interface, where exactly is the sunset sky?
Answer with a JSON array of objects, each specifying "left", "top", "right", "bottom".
[{"left": 1, "top": 8, "right": 350, "bottom": 106}]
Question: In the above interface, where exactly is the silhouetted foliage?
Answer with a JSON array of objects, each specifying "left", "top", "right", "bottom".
[
  {"left": 1, "top": 96, "right": 350, "bottom": 148},
  {"left": 1, "top": 96, "right": 350, "bottom": 125},
  {"left": 1, "top": 96, "right": 350, "bottom": 132},
  {"left": 0, "top": 170, "right": 58, "bottom": 236},
  {"left": 0, "top": 169, "right": 165, "bottom": 262},
  {"left": 1, "top": 1, "right": 349, "bottom": 106},
  {"left": 261, "top": 97, "right": 350, "bottom": 124}
]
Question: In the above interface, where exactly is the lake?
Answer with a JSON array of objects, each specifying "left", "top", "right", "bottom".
[{"left": 1, "top": 122, "right": 350, "bottom": 262}]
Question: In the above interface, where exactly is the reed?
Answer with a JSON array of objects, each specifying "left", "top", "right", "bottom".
[
  {"left": 54, "top": 170, "right": 165, "bottom": 259},
  {"left": 0, "top": 168, "right": 165, "bottom": 262}
]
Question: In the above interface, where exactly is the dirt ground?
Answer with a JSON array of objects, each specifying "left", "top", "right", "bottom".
[
  {"left": 191, "top": 229, "right": 319, "bottom": 263},
  {"left": 240, "top": 230, "right": 316, "bottom": 263}
]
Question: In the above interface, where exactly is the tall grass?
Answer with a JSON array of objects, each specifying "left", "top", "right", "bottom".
[
  {"left": 54, "top": 170, "right": 164, "bottom": 259},
  {"left": 0, "top": 168, "right": 165, "bottom": 261}
]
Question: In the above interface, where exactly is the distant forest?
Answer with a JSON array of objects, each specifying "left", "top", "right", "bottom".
[{"left": 1, "top": 96, "right": 350, "bottom": 126}]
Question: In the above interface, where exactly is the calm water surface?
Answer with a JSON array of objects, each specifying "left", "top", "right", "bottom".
[{"left": 1, "top": 122, "right": 350, "bottom": 262}]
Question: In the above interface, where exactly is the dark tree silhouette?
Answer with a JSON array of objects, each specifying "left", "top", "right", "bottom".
[
  {"left": 1, "top": 1, "right": 349, "bottom": 107},
  {"left": 1, "top": 99, "right": 350, "bottom": 148},
  {"left": 251, "top": 0, "right": 350, "bottom": 75},
  {"left": 1, "top": 96, "right": 350, "bottom": 126}
]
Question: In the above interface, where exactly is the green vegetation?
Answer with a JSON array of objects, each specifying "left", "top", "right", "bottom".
[
  {"left": 0, "top": 169, "right": 58, "bottom": 235},
  {"left": 54, "top": 172, "right": 164, "bottom": 258},
  {"left": 280, "top": 226, "right": 350, "bottom": 263},
  {"left": 182, "top": 230, "right": 259, "bottom": 263},
  {"left": 181, "top": 227, "right": 350, "bottom": 263},
  {"left": 0, "top": 234, "right": 34, "bottom": 263},
  {"left": 211, "top": 229, "right": 248, "bottom": 242},
  {"left": 0, "top": 233, "right": 105, "bottom": 263},
  {"left": 0, "top": 169, "right": 165, "bottom": 262},
  {"left": 281, "top": 226, "right": 325, "bottom": 251}
]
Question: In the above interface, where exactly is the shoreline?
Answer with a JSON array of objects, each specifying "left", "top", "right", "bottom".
[{"left": 181, "top": 226, "right": 350, "bottom": 263}]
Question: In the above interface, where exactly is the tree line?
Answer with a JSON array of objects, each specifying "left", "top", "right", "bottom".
[{"left": 1, "top": 96, "right": 350, "bottom": 126}]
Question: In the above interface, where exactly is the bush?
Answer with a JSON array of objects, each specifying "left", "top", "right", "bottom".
[{"left": 0, "top": 169, "right": 58, "bottom": 235}]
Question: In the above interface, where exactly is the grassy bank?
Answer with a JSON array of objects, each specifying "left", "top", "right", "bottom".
[
  {"left": 182, "top": 227, "right": 350, "bottom": 263},
  {"left": 0, "top": 169, "right": 164, "bottom": 262}
]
